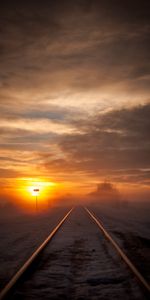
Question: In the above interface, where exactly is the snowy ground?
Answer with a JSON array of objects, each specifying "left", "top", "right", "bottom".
[
  {"left": 88, "top": 201, "right": 150, "bottom": 283},
  {"left": 0, "top": 203, "right": 149, "bottom": 299},
  {"left": 0, "top": 205, "right": 70, "bottom": 289},
  {"left": 7, "top": 207, "right": 147, "bottom": 300}
]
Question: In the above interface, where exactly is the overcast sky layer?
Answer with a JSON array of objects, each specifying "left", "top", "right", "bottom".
[{"left": 0, "top": 0, "right": 150, "bottom": 202}]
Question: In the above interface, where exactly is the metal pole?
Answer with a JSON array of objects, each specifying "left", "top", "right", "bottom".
[
  {"left": 36, "top": 195, "right": 38, "bottom": 213},
  {"left": 33, "top": 188, "right": 39, "bottom": 214}
]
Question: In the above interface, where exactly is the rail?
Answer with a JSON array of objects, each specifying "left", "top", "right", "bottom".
[
  {"left": 85, "top": 207, "right": 150, "bottom": 294},
  {"left": 0, "top": 207, "right": 74, "bottom": 300}
]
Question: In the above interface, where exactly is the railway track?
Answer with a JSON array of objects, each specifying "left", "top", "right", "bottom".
[{"left": 0, "top": 207, "right": 149, "bottom": 300}]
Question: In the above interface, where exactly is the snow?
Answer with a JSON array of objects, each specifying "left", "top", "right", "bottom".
[
  {"left": 8, "top": 207, "right": 146, "bottom": 299},
  {"left": 0, "top": 206, "right": 70, "bottom": 289},
  {"left": 0, "top": 203, "right": 149, "bottom": 299},
  {"left": 88, "top": 201, "right": 150, "bottom": 239},
  {"left": 88, "top": 201, "right": 150, "bottom": 283}
]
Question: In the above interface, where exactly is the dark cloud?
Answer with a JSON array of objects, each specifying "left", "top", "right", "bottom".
[
  {"left": 43, "top": 103, "right": 150, "bottom": 184},
  {"left": 0, "top": 0, "right": 149, "bottom": 94},
  {"left": 92, "top": 103, "right": 150, "bottom": 140},
  {"left": 89, "top": 181, "right": 121, "bottom": 202}
]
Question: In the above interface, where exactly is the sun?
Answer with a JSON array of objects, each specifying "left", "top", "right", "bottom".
[
  {"left": 12, "top": 178, "right": 59, "bottom": 212},
  {"left": 29, "top": 186, "right": 40, "bottom": 196},
  {"left": 27, "top": 180, "right": 56, "bottom": 197}
]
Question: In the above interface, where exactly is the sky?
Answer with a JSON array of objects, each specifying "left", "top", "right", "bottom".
[{"left": 0, "top": 0, "right": 150, "bottom": 209}]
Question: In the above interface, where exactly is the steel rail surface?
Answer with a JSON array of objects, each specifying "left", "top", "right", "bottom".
[
  {"left": 0, "top": 207, "right": 74, "bottom": 300},
  {"left": 85, "top": 207, "right": 150, "bottom": 294}
]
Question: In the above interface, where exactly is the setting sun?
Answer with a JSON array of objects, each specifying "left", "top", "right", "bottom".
[
  {"left": 27, "top": 181, "right": 56, "bottom": 195},
  {"left": 8, "top": 178, "right": 59, "bottom": 212},
  {"left": 29, "top": 187, "right": 40, "bottom": 196}
]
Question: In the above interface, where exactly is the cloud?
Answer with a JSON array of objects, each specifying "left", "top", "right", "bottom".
[
  {"left": 89, "top": 181, "right": 121, "bottom": 202},
  {"left": 43, "top": 103, "right": 150, "bottom": 185},
  {"left": 0, "top": 168, "right": 21, "bottom": 178},
  {"left": 0, "top": 0, "right": 149, "bottom": 103},
  {"left": 0, "top": 1, "right": 149, "bottom": 193}
]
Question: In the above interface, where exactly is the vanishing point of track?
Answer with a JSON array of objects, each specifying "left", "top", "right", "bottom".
[{"left": 0, "top": 207, "right": 149, "bottom": 299}]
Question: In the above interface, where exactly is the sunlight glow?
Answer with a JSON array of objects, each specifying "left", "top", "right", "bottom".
[
  {"left": 27, "top": 180, "right": 56, "bottom": 197},
  {"left": 30, "top": 187, "right": 40, "bottom": 196},
  {"left": 12, "top": 178, "right": 59, "bottom": 212}
]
